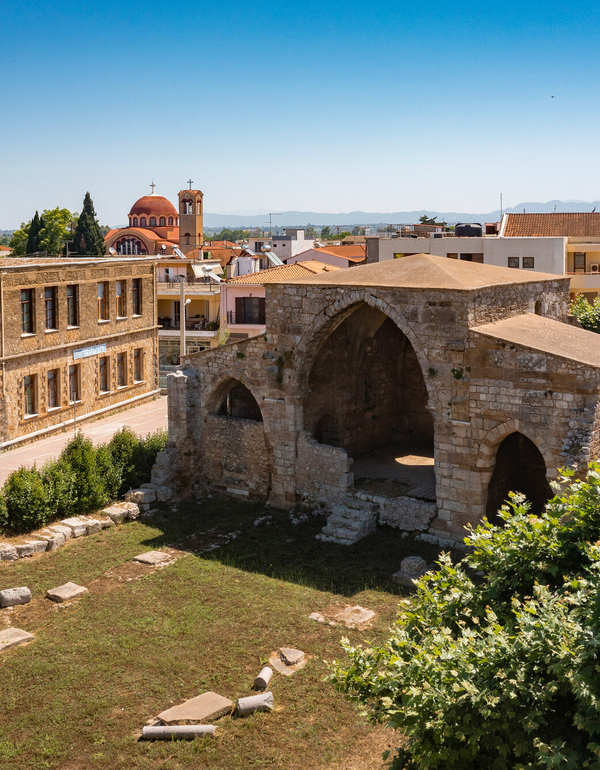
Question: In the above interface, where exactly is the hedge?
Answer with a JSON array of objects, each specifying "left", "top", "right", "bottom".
[{"left": 0, "top": 428, "right": 168, "bottom": 535}]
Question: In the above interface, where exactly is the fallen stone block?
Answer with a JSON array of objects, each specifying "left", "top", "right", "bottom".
[
  {"left": 125, "top": 502, "right": 140, "bottom": 520},
  {"left": 253, "top": 666, "right": 273, "bottom": 690},
  {"left": 0, "top": 544, "right": 19, "bottom": 562},
  {"left": 85, "top": 520, "right": 102, "bottom": 535},
  {"left": 15, "top": 543, "right": 34, "bottom": 558},
  {"left": 127, "top": 488, "right": 156, "bottom": 504},
  {"left": 236, "top": 692, "right": 274, "bottom": 717},
  {"left": 98, "top": 517, "right": 115, "bottom": 529},
  {"left": 393, "top": 555, "right": 428, "bottom": 587},
  {"left": 269, "top": 647, "right": 307, "bottom": 676},
  {"left": 26, "top": 540, "right": 49, "bottom": 555},
  {"left": 133, "top": 551, "right": 171, "bottom": 566},
  {"left": 157, "top": 692, "right": 233, "bottom": 725},
  {"left": 46, "top": 582, "right": 88, "bottom": 603},
  {"left": 49, "top": 525, "right": 72, "bottom": 541},
  {"left": 102, "top": 504, "right": 127, "bottom": 524},
  {"left": 309, "top": 604, "right": 376, "bottom": 629},
  {"left": 0, "top": 587, "right": 32, "bottom": 608},
  {"left": 141, "top": 725, "right": 215, "bottom": 741},
  {"left": 60, "top": 518, "right": 88, "bottom": 537},
  {"left": 0, "top": 627, "right": 35, "bottom": 652},
  {"left": 39, "top": 531, "right": 66, "bottom": 551}
]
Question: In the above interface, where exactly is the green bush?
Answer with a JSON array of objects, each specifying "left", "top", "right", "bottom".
[
  {"left": 60, "top": 433, "right": 111, "bottom": 513},
  {"left": 108, "top": 427, "right": 167, "bottom": 494},
  {"left": 3, "top": 466, "right": 53, "bottom": 533},
  {"left": 570, "top": 294, "right": 600, "bottom": 333},
  {"left": 40, "top": 458, "right": 78, "bottom": 520},
  {"left": 0, "top": 493, "right": 8, "bottom": 531},
  {"left": 331, "top": 465, "right": 600, "bottom": 769}
]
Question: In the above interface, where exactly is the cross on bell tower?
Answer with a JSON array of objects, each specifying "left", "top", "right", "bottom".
[{"left": 187, "top": 179, "right": 193, "bottom": 190}]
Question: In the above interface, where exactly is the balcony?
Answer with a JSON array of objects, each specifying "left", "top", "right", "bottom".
[
  {"left": 566, "top": 272, "right": 600, "bottom": 292},
  {"left": 226, "top": 311, "right": 265, "bottom": 326},
  {"left": 158, "top": 317, "right": 219, "bottom": 334}
]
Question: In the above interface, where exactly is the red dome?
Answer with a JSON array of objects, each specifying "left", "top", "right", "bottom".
[{"left": 128, "top": 195, "right": 178, "bottom": 219}]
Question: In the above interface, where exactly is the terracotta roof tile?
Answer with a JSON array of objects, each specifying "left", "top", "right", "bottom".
[
  {"left": 504, "top": 212, "right": 600, "bottom": 237},
  {"left": 315, "top": 244, "right": 366, "bottom": 259},
  {"left": 227, "top": 260, "right": 340, "bottom": 285}
]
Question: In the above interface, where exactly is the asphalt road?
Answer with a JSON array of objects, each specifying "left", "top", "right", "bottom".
[{"left": 0, "top": 396, "right": 168, "bottom": 485}]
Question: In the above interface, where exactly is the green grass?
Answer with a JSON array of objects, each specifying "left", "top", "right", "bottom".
[{"left": 0, "top": 496, "right": 454, "bottom": 769}]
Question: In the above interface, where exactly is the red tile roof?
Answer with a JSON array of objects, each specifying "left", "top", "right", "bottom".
[
  {"left": 313, "top": 244, "right": 366, "bottom": 262},
  {"left": 227, "top": 260, "right": 341, "bottom": 284},
  {"left": 504, "top": 212, "right": 600, "bottom": 237}
]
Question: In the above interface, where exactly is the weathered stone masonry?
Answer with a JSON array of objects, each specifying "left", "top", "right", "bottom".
[{"left": 155, "top": 255, "right": 600, "bottom": 541}]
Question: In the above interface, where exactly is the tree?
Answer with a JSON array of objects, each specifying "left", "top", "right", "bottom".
[
  {"left": 419, "top": 214, "right": 438, "bottom": 225},
  {"left": 25, "top": 211, "right": 42, "bottom": 255},
  {"left": 73, "top": 192, "right": 105, "bottom": 256},
  {"left": 331, "top": 465, "right": 600, "bottom": 769},
  {"left": 570, "top": 294, "right": 600, "bottom": 333},
  {"left": 9, "top": 207, "right": 76, "bottom": 256}
]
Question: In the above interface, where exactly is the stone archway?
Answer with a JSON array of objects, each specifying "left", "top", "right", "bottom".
[
  {"left": 302, "top": 302, "right": 435, "bottom": 499},
  {"left": 485, "top": 431, "right": 554, "bottom": 522}
]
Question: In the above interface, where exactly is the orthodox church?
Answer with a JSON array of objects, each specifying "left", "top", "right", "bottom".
[{"left": 104, "top": 185, "right": 204, "bottom": 256}]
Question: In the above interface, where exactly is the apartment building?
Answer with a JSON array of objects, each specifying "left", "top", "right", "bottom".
[{"left": 0, "top": 257, "right": 158, "bottom": 447}]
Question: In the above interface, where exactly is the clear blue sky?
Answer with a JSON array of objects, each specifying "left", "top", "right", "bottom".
[{"left": 2, "top": 0, "right": 600, "bottom": 227}]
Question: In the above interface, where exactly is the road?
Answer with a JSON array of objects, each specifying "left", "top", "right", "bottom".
[{"left": 0, "top": 396, "right": 168, "bottom": 485}]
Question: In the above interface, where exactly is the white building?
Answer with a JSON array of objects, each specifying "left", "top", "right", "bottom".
[
  {"left": 366, "top": 212, "right": 600, "bottom": 300},
  {"left": 271, "top": 228, "right": 314, "bottom": 261}
]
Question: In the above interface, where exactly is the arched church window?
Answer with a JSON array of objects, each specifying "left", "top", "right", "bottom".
[
  {"left": 182, "top": 199, "right": 193, "bottom": 215},
  {"left": 168, "top": 217, "right": 173, "bottom": 226},
  {"left": 140, "top": 217, "right": 146, "bottom": 226},
  {"left": 150, "top": 217, "right": 156, "bottom": 227},
  {"left": 133, "top": 217, "right": 138, "bottom": 227},
  {"left": 159, "top": 217, "right": 165, "bottom": 226}
]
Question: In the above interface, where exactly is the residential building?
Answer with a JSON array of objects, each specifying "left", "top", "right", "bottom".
[
  {"left": 271, "top": 229, "right": 314, "bottom": 260},
  {"left": 220, "top": 261, "right": 341, "bottom": 339},
  {"left": 0, "top": 257, "right": 158, "bottom": 447},
  {"left": 285, "top": 244, "right": 366, "bottom": 269},
  {"left": 156, "top": 256, "right": 223, "bottom": 386},
  {"left": 366, "top": 212, "right": 600, "bottom": 300}
]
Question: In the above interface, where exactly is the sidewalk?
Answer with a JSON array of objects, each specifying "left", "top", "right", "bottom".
[{"left": 0, "top": 396, "right": 168, "bottom": 486}]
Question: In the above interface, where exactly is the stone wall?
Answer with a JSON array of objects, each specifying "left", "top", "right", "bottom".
[{"left": 296, "top": 431, "right": 353, "bottom": 502}]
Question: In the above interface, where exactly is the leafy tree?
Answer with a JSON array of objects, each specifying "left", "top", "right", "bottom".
[
  {"left": 570, "top": 294, "right": 600, "bottom": 333},
  {"left": 207, "top": 228, "right": 251, "bottom": 244},
  {"left": 10, "top": 207, "right": 76, "bottom": 256},
  {"left": 73, "top": 192, "right": 105, "bottom": 256},
  {"left": 9, "top": 222, "right": 31, "bottom": 255},
  {"left": 331, "top": 465, "right": 600, "bottom": 769},
  {"left": 25, "top": 211, "right": 42, "bottom": 255},
  {"left": 419, "top": 215, "right": 438, "bottom": 225}
]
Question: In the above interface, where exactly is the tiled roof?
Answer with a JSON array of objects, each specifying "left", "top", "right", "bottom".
[
  {"left": 227, "top": 260, "right": 341, "bottom": 284},
  {"left": 204, "top": 240, "right": 241, "bottom": 249},
  {"left": 503, "top": 212, "right": 600, "bottom": 237},
  {"left": 473, "top": 314, "right": 600, "bottom": 368},
  {"left": 280, "top": 253, "right": 566, "bottom": 290},
  {"left": 314, "top": 245, "right": 366, "bottom": 261}
]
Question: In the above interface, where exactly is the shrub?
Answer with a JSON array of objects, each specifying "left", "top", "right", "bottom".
[
  {"left": 570, "top": 294, "right": 600, "bottom": 333},
  {"left": 40, "top": 458, "right": 78, "bottom": 520},
  {"left": 330, "top": 465, "right": 600, "bottom": 769},
  {"left": 3, "top": 466, "right": 52, "bottom": 532},
  {"left": 108, "top": 427, "right": 167, "bottom": 494},
  {"left": 0, "top": 493, "right": 8, "bottom": 531},
  {"left": 60, "top": 433, "right": 110, "bottom": 513}
]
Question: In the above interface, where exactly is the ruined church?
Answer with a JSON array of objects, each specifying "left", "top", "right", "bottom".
[{"left": 153, "top": 254, "right": 600, "bottom": 545}]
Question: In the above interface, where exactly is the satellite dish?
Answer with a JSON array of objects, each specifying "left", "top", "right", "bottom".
[{"left": 108, "top": 247, "right": 116, "bottom": 255}]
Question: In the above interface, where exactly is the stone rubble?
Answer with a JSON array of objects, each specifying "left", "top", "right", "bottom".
[
  {"left": 157, "top": 692, "right": 233, "bottom": 725},
  {"left": 133, "top": 551, "right": 172, "bottom": 566},
  {"left": 236, "top": 691, "right": 274, "bottom": 716},
  {"left": 393, "top": 555, "right": 428, "bottom": 587},
  {"left": 0, "top": 586, "right": 32, "bottom": 608},
  {"left": 141, "top": 725, "right": 215, "bottom": 740},
  {"left": 0, "top": 627, "right": 35, "bottom": 652},
  {"left": 46, "top": 582, "right": 88, "bottom": 603},
  {"left": 269, "top": 647, "right": 307, "bottom": 675}
]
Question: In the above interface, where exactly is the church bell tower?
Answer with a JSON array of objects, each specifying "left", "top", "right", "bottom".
[{"left": 178, "top": 186, "right": 204, "bottom": 254}]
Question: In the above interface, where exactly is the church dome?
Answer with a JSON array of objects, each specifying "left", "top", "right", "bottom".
[{"left": 128, "top": 195, "right": 178, "bottom": 220}]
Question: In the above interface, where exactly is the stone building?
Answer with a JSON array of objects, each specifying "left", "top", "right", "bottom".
[
  {"left": 0, "top": 257, "right": 158, "bottom": 448},
  {"left": 155, "top": 254, "right": 600, "bottom": 544}
]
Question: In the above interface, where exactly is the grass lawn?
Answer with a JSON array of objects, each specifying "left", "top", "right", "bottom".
[{"left": 0, "top": 497, "right": 451, "bottom": 769}]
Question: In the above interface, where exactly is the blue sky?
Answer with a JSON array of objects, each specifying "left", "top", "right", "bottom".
[{"left": 1, "top": 0, "right": 599, "bottom": 227}]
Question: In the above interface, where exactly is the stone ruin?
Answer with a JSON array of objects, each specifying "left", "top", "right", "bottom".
[{"left": 152, "top": 254, "right": 600, "bottom": 544}]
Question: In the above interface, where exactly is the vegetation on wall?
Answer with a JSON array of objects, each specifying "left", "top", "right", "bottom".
[
  {"left": 331, "top": 465, "right": 600, "bottom": 769},
  {"left": 0, "top": 428, "right": 167, "bottom": 534},
  {"left": 570, "top": 294, "right": 600, "bottom": 333}
]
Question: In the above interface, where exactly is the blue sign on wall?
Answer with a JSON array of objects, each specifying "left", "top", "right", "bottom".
[{"left": 73, "top": 343, "right": 107, "bottom": 360}]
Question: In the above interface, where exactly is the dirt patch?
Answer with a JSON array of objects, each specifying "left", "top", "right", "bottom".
[
  {"left": 322, "top": 725, "right": 398, "bottom": 769},
  {"left": 354, "top": 477, "right": 415, "bottom": 498},
  {"left": 172, "top": 528, "right": 241, "bottom": 554}
]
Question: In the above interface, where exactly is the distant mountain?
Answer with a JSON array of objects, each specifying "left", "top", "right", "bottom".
[{"left": 202, "top": 200, "right": 600, "bottom": 229}]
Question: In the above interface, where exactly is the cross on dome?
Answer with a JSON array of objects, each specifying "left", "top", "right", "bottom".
[{"left": 150, "top": 180, "right": 156, "bottom": 194}]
